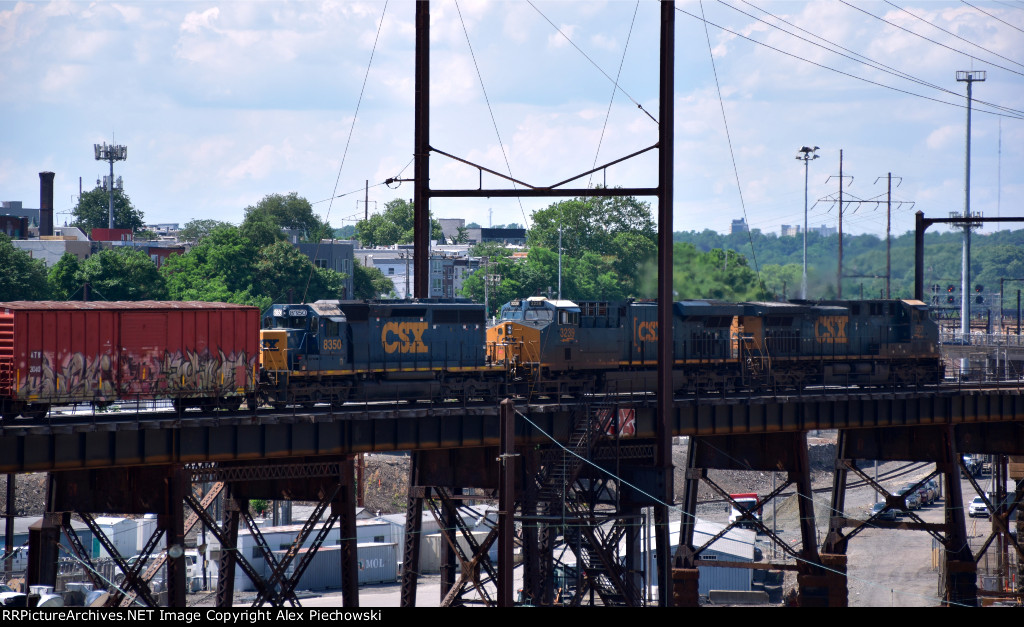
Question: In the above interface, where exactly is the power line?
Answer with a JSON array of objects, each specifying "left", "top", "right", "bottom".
[
  {"left": 962, "top": 0, "right": 1024, "bottom": 34},
  {"left": 454, "top": 0, "right": 531, "bottom": 229},
  {"left": 527, "top": 0, "right": 658, "bottom": 124},
  {"left": 699, "top": 0, "right": 766, "bottom": 295},
  {"left": 885, "top": 1, "right": 1024, "bottom": 69},
  {"left": 838, "top": 0, "right": 1024, "bottom": 78},
  {"left": 675, "top": 5, "right": 1024, "bottom": 120},
  {"left": 730, "top": 0, "right": 1024, "bottom": 117}
]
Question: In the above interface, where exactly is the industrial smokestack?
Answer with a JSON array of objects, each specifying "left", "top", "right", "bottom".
[{"left": 39, "top": 171, "right": 55, "bottom": 237}]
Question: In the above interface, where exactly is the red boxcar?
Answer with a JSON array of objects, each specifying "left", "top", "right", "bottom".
[{"left": 0, "top": 301, "right": 260, "bottom": 419}]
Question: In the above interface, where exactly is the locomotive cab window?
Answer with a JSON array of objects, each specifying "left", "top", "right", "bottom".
[
  {"left": 558, "top": 310, "right": 579, "bottom": 326},
  {"left": 524, "top": 308, "right": 553, "bottom": 322},
  {"left": 325, "top": 318, "right": 341, "bottom": 337}
]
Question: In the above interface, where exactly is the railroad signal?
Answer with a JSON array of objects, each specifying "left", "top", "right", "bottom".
[
  {"left": 975, "top": 295, "right": 984, "bottom": 305},
  {"left": 947, "top": 295, "right": 956, "bottom": 304},
  {"left": 947, "top": 285, "right": 956, "bottom": 293},
  {"left": 975, "top": 284, "right": 983, "bottom": 293}
]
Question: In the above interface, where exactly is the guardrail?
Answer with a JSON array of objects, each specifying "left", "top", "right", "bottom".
[{"left": 939, "top": 332, "right": 1024, "bottom": 348}]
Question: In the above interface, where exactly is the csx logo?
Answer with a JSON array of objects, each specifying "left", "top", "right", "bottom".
[
  {"left": 261, "top": 338, "right": 280, "bottom": 351},
  {"left": 382, "top": 321, "right": 429, "bottom": 354},
  {"left": 815, "top": 316, "right": 849, "bottom": 344},
  {"left": 635, "top": 319, "right": 658, "bottom": 344}
]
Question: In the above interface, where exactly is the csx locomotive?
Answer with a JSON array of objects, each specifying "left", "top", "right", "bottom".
[
  {"left": 0, "top": 295, "right": 941, "bottom": 419},
  {"left": 256, "top": 295, "right": 940, "bottom": 406}
]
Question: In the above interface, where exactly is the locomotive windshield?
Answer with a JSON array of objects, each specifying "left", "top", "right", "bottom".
[{"left": 524, "top": 308, "right": 554, "bottom": 322}]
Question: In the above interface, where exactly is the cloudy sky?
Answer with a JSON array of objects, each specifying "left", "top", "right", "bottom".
[{"left": 1, "top": 1, "right": 1021, "bottom": 240}]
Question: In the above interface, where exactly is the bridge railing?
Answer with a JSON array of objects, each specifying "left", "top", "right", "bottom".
[{"left": 939, "top": 331, "right": 1024, "bottom": 348}]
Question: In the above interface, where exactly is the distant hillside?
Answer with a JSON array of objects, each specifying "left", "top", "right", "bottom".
[{"left": 673, "top": 228, "right": 1024, "bottom": 306}]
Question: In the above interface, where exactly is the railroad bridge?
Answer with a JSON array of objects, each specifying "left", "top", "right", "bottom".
[{"left": 1, "top": 384, "right": 1022, "bottom": 608}]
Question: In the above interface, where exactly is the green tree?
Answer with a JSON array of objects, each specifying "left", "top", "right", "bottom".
[
  {"left": 72, "top": 187, "right": 145, "bottom": 234},
  {"left": 334, "top": 225, "right": 357, "bottom": 239},
  {"left": 353, "top": 259, "right": 395, "bottom": 299},
  {"left": 354, "top": 199, "right": 442, "bottom": 247},
  {"left": 252, "top": 240, "right": 346, "bottom": 304},
  {"left": 528, "top": 193, "right": 656, "bottom": 258},
  {"left": 178, "top": 219, "right": 232, "bottom": 245},
  {"left": 241, "top": 192, "right": 332, "bottom": 243},
  {"left": 0, "top": 234, "right": 52, "bottom": 300},
  {"left": 161, "top": 224, "right": 262, "bottom": 305},
  {"left": 78, "top": 248, "right": 168, "bottom": 301},
  {"left": 48, "top": 252, "right": 84, "bottom": 300}
]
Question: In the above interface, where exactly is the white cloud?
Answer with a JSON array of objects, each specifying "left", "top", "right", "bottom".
[
  {"left": 180, "top": 7, "right": 219, "bottom": 35},
  {"left": 926, "top": 125, "right": 959, "bottom": 150},
  {"left": 547, "top": 24, "right": 576, "bottom": 49}
]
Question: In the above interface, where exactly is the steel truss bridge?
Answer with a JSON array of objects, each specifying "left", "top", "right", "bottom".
[{"left": 2, "top": 383, "right": 1022, "bottom": 608}]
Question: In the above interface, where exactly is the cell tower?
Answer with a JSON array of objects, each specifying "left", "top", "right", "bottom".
[{"left": 94, "top": 142, "right": 127, "bottom": 229}]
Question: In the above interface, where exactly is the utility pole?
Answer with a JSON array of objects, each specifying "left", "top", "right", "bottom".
[
  {"left": 796, "top": 146, "right": 819, "bottom": 300},
  {"left": 825, "top": 151, "right": 852, "bottom": 299},
  {"left": 956, "top": 70, "right": 985, "bottom": 341},
  {"left": 838, "top": 151, "right": 843, "bottom": 298},
  {"left": 873, "top": 174, "right": 904, "bottom": 300}
]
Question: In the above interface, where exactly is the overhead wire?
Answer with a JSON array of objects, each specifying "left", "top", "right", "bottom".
[
  {"left": 527, "top": 0, "right": 658, "bottom": 125},
  {"left": 962, "top": 0, "right": 1024, "bottom": 34},
  {"left": 675, "top": 5, "right": 1024, "bottom": 120},
  {"left": 884, "top": 0, "right": 1024, "bottom": 69},
  {"left": 588, "top": 1, "right": 641, "bottom": 188},
  {"left": 454, "top": 0, "right": 531, "bottom": 230},
  {"left": 698, "top": 0, "right": 768, "bottom": 300},
  {"left": 837, "top": 0, "right": 1024, "bottom": 77},
  {"left": 730, "top": 0, "right": 1024, "bottom": 118},
  {"left": 301, "top": 1, "right": 389, "bottom": 303}
]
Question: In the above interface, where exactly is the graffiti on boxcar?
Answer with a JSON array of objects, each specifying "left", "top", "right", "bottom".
[
  {"left": 17, "top": 349, "right": 255, "bottom": 403},
  {"left": 19, "top": 352, "right": 117, "bottom": 402}
]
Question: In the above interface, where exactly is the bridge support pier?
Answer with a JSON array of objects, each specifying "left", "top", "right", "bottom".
[
  {"left": 24, "top": 457, "right": 358, "bottom": 607},
  {"left": 824, "top": 425, "right": 979, "bottom": 606},
  {"left": 674, "top": 431, "right": 828, "bottom": 606}
]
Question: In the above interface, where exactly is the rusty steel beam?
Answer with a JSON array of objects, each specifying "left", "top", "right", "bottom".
[
  {"left": 2, "top": 389, "right": 1023, "bottom": 474},
  {"left": 413, "top": 0, "right": 429, "bottom": 299},
  {"left": 498, "top": 399, "right": 515, "bottom": 607}
]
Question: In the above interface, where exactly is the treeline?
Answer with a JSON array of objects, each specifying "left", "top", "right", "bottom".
[
  {"left": 675, "top": 227, "right": 1024, "bottom": 303},
  {"left": 0, "top": 193, "right": 392, "bottom": 308}
]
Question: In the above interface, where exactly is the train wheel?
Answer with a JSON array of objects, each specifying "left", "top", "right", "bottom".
[{"left": 25, "top": 404, "right": 50, "bottom": 420}]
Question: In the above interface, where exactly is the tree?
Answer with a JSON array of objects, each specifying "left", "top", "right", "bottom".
[
  {"left": 528, "top": 193, "right": 656, "bottom": 259},
  {"left": 178, "top": 219, "right": 232, "bottom": 245},
  {"left": 354, "top": 199, "right": 442, "bottom": 247},
  {"left": 78, "top": 248, "right": 168, "bottom": 301},
  {"left": 48, "top": 252, "right": 84, "bottom": 300},
  {"left": 252, "top": 240, "right": 346, "bottom": 304},
  {"left": 334, "top": 225, "right": 357, "bottom": 239},
  {"left": 72, "top": 187, "right": 146, "bottom": 234},
  {"left": 241, "top": 192, "right": 332, "bottom": 243},
  {"left": 161, "top": 224, "right": 263, "bottom": 306},
  {"left": 0, "top": 235, "right": 52, "bottom": 300},
  {"left": 353, "top": 259, "right": 395, "bottom": 299},
  {"left": 528, "top": 193, "right": 656, "bottom": 297}
]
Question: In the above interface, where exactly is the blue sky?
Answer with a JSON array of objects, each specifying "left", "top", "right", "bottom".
[{"left": 1, "top": 1, "right": 1021, "bottom": 240}]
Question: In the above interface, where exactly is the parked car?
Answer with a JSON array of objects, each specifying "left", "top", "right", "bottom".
[
  {"left": 968, "top": 497, "right": 989, "bottom": 518},
  {"left": 925, "top": 479, "right": 941, "bottom": 502},
  {"left": 913, "top": 483, "right": 934, "bottom": 506},
  {"left": 895, "top": 486, "right": 921, "bottom": 511},
  {"left": 868, "top": 502, "right": 897, "bottom": 521}
]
